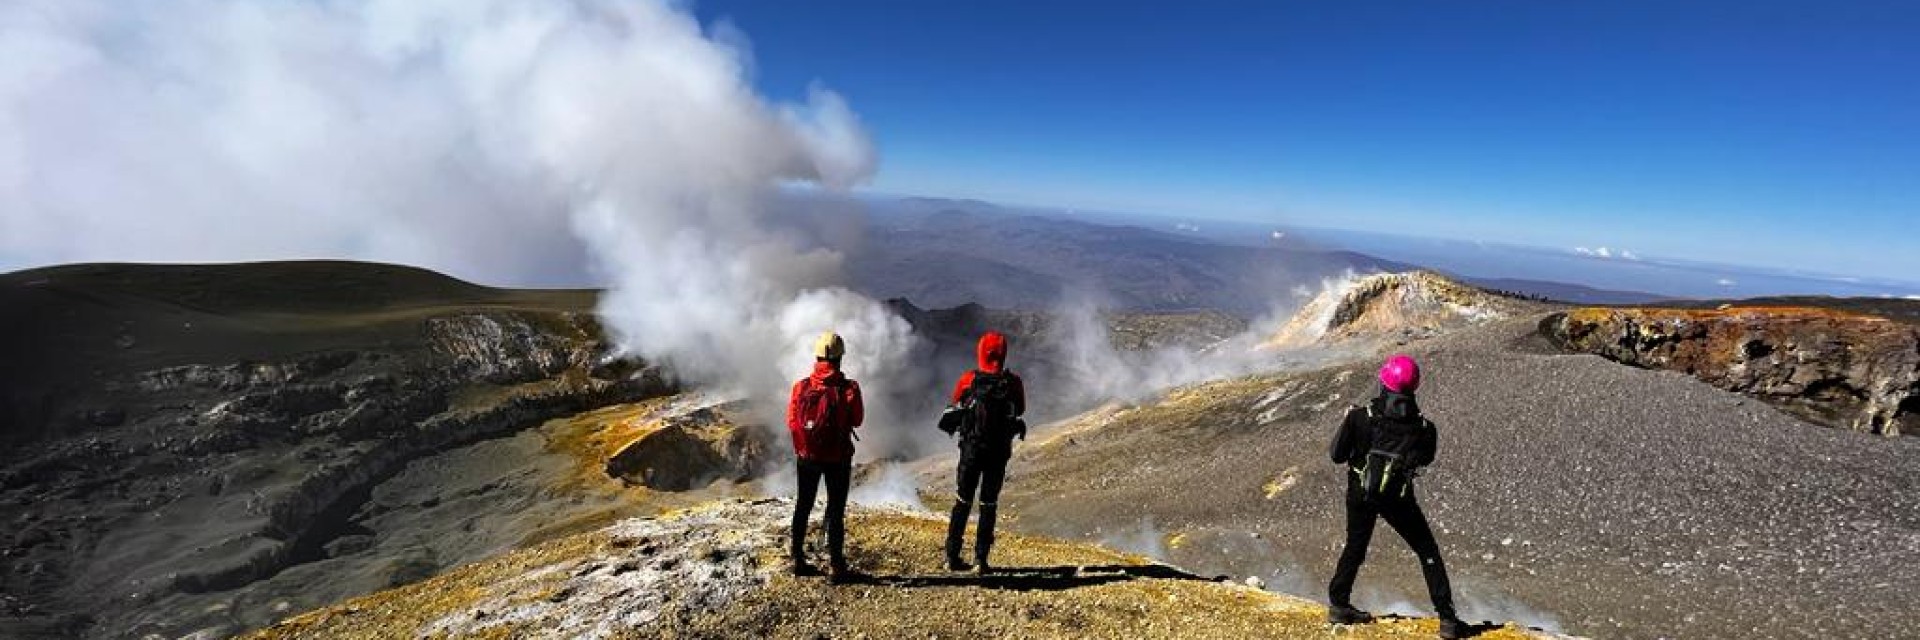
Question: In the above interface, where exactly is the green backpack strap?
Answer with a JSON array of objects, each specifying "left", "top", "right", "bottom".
[{"left": 1351, "top": 404, "right": 1375, "bottom": 479}]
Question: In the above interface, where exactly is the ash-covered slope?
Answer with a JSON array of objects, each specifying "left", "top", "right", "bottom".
[
  {"left": 0, "top": 261, "right": 675, "bottom": 638},
  {"left": 975, "top": 292, "right": 1919, "bottom": 637},
  {"left": 247, "top": 499, "right": 1566, "bottom": 640}
]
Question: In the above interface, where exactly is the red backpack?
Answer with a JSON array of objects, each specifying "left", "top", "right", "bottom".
[{"left": 790, "top": 377, "right": 855, "bottom": 462}]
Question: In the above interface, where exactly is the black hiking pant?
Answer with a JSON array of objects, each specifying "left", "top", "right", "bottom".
[
  {"left": 791, "top": 458, "right": 852, "bottom": 568},
  {"left": 945, "top": 454, "right": 1009, "bottom": 563},
  {"left": 1328, "top": 490, "right": 1458, "bottom": 620}
]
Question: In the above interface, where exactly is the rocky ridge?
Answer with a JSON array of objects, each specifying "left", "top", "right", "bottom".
[
  {"left": 1544, "top": 306, "right": 1918, "bottom": 435},
  {"left": 1264, "top": 271, "right": 1540, "bottom": 349}
]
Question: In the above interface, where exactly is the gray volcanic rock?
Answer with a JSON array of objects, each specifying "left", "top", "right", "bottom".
[{"left": 426, "top": 313, "right": 594, "bottom": 384}]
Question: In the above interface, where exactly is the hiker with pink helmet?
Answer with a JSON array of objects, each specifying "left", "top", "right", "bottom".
[{"left": 1326, "top": 354, "right": 1468, "bottom": 639}]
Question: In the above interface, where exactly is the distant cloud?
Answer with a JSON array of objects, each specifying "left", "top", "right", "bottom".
[
  {"left": 1174, "top": 222, "right": 1201, "bottom": 233},
  {"left": 1573, "top": 246, "right": 1640, "bottom": 261},
  {"left": 1271, "top": 231, "right": 1286, "bottom": 241},
  {"left": 1716, "top": 278, "right": 1738, "bottom": 287}
]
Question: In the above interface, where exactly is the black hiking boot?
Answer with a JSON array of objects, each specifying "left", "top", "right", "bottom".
[
  {"left": 973, "top": 557, "right": 993, "bottom": 575},
  {"left": 1327, "top": 605, "right": 1374, "bottom": 625},
  {"left": 945, "top": 555, "right": 973, "bottom": 572},
  {"left": 1438, "top": 618, "right": 1471, "bottom": 639},
  {"left": 790, "top": 558, "right": 821, "bottom": 577},
  {"left": 827, "top": 562, "right": 853, "bottom": 585}
]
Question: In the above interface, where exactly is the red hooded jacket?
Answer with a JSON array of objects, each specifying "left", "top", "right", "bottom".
[
  {"left": 951, "top": 331, "right": 1026, "bottom": 414},
  {"left": 787, "top": 360, "right": 864, "bottom": 463}
]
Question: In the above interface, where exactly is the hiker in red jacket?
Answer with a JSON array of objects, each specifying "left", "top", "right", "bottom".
[
  {"left": 787, "top": 331, "right": 864, "bottom": 583},
  {"left": 938, "top": 330, "right": 1026, "bottom": 573}
]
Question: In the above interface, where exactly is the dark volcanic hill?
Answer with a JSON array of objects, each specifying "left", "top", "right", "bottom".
[
  {"left": 0, "top": 261, "right": 608, "bottom": 443},
  {"left": 0, "top": 261, "right": 675, "bottom": 638}
]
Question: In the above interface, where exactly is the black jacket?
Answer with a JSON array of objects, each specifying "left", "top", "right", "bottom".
[
  {"left": 1330, "top": 391, "right": 1437, "bottom": 469},
  {"left": 945, "top": 370, "right": 1026, "bottom": 462}
]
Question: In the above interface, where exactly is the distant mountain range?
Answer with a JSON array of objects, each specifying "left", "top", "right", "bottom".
[
  {"left": 841, "top": 195, "right": 1919, "bottom": 303},
  {"left": 831, "top": 197, "right": 1666, "bottom": 314}
]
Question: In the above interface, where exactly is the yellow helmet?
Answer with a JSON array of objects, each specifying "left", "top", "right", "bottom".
[{"left": 812, "top": 331, "right": 846, "bottom": 360}]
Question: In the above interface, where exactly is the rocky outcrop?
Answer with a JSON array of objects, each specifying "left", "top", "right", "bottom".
[
  {"left": 1543, "top": 307, "right": 1919, "bottom": 436},
  {"left": 426, "top": 313, "right": 599, "bottom": 384},
  {"left": 604, "top": 406, "right": 774, "bottom": 491},
  {"left": 131, "top": 352, "right": 362, "bottom": 394},
  {"left": 1265, "top": 271, "right": 1533, "bottom": 349}
]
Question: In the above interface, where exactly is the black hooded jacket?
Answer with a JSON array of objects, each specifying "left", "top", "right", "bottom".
[{"left": 1329, "top": 391, "right": 1437, "bottom": 469}]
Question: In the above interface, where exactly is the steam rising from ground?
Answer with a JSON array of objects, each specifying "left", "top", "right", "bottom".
[
  {"left": 1097, "top": 518, "right": 1169, "bottom": 560},
  {"left": 1355, "top": 584, "right": 1562, "bottom": 633},
  {"left": 0, "top": 0, "right": 929, "bottom": 451},
  {"left": 1049, "top": 272, "right": 1361, "bottom": 413},
  {"left": 3, "top": 0, "right": 1371, "bottom": 487}
]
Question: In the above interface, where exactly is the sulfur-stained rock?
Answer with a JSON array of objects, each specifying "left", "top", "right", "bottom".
[{"left": 604, "top": 406, "right": 774, "bottom": 491}]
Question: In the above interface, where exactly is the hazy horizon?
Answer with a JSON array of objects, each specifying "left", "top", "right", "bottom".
[{"left": 699, "top": 0, "right": 1919, "bottom": 284}]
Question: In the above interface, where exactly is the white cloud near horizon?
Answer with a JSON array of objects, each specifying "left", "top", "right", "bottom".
[{"left": 1573, "top": 246, "right": 1639, "bottom": 261}]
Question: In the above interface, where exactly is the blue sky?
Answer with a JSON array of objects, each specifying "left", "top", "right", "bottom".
[{"left": 694, "top": 1, "right": 1918, "bottom": 282}]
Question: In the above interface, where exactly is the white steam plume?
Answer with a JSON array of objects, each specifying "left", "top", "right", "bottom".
[
  {"left": 1098, "top": 518, "right": 1169, "bottom": 560},
  {"left": 1047, "top": 272, "right": 1362, "bottom": 413},
  {"left": 0, "top": 0, "right": 929, "bottom": 453}
]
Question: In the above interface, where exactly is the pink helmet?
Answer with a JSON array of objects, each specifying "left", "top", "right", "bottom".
[{"left": 1379, "top": 354, "right": 1420, "bottom": 393}]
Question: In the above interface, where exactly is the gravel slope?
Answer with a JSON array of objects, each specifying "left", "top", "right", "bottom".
[{"left": 964, "top": 315, "right": 1919, "bottom": 639}]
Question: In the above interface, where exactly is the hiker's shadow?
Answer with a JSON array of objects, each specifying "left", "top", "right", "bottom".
[
  {"left": 1366, "top": 614, "right": 1500, "bottom": 639},
  {"left": 858, "top": 564, "right": 1213, "bottom": 591}
]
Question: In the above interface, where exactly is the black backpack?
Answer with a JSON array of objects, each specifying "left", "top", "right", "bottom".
[
  {"left": 957, "top": 371, "right": 1022, "bottom": 448},
  {"left": 1351, "top": 405, "right": 1430, "bottom": 502}
]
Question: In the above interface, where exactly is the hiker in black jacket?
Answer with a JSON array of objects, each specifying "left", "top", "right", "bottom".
[
  {"left": 1327, "top": 354, "right": 1468, "bottom": 639},
  {"left": 937, "top": 330, "right": 1026, "bottom": 574}
]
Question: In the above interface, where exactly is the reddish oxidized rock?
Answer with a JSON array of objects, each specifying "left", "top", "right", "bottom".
[{"left": 1544, "top": 307, "right": 1918, "bottom": 436}]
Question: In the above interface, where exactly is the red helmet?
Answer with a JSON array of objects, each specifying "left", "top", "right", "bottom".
[{"left": 1379, "top": 354, "right": 1420, "bottom": 393}]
